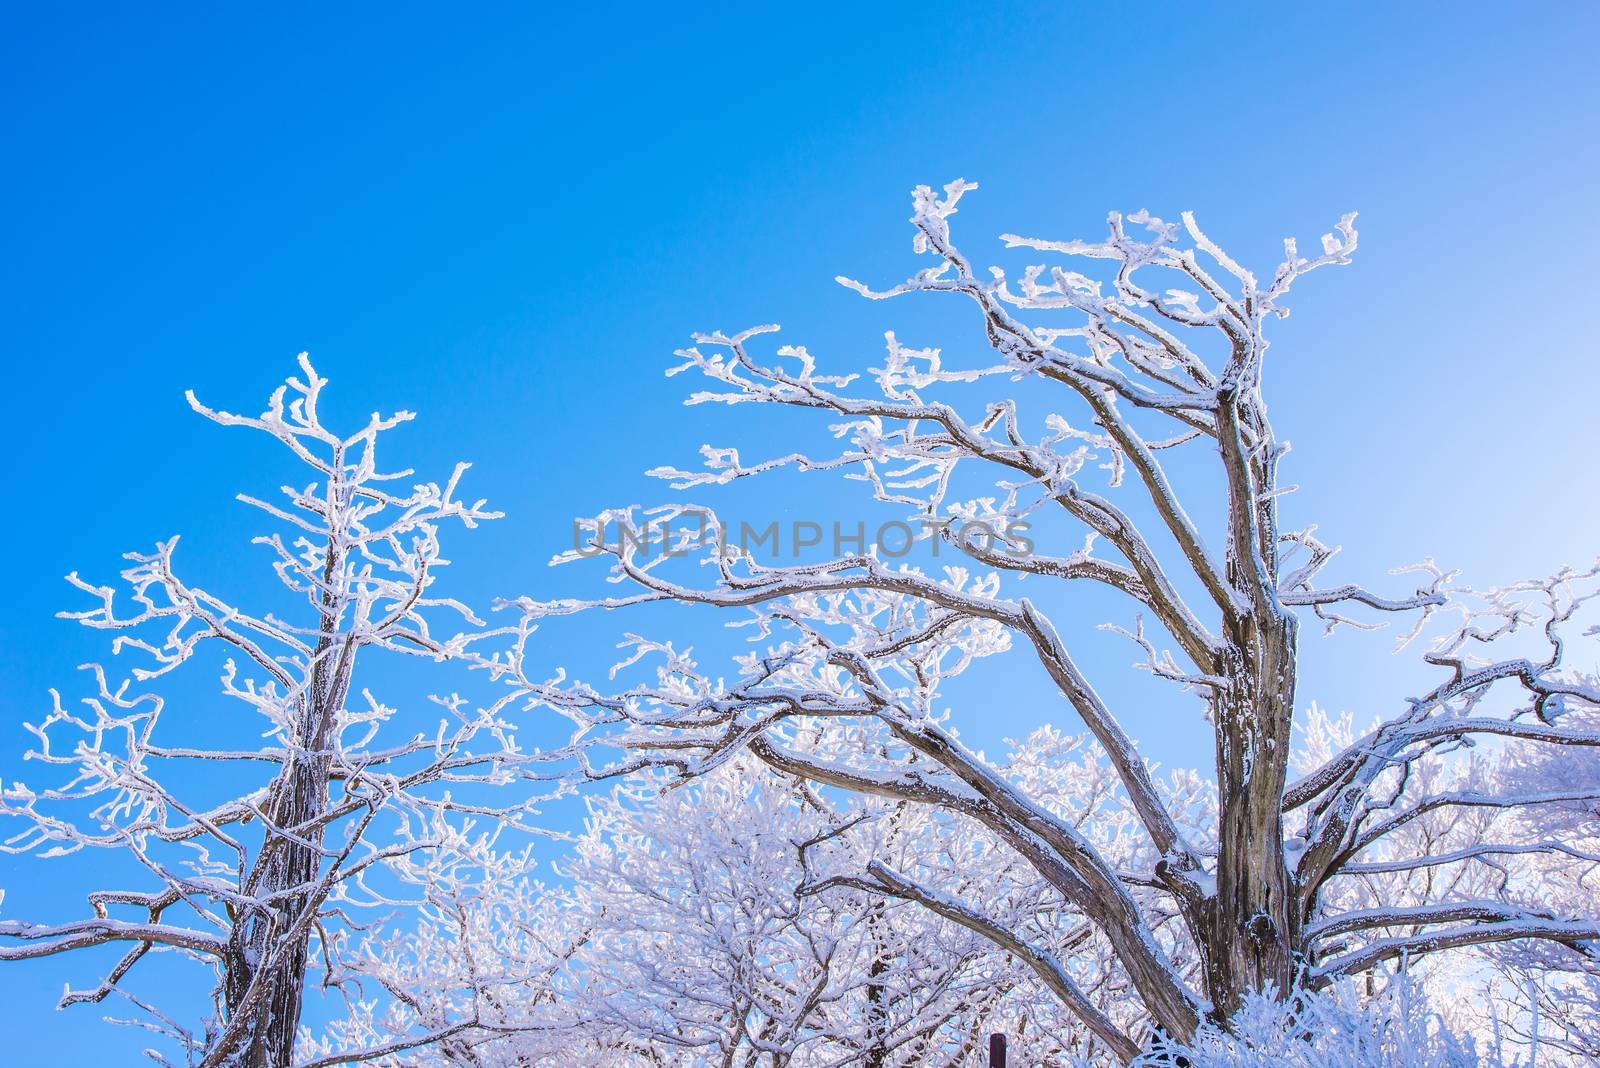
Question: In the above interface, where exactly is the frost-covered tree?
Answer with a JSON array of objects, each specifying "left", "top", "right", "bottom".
[
  {"left": 0, "top": 359, "right": 558, "bottom": 1067},
  {"left": 1453, "top": 693, "right": 1600, "bottom": 1061},
  {"left": 501, "top": 181, "right": 1600, "bottom": 1056},
  {"left": 1115, "top": 975, "right": 1503, "bottom": 1068},
  {"left": 300, "top": 839, "right": 575, "bottom": 1067},
  {"left": 1288, "top": 697, "right": 1600, "bottom": 1064},
  {"left": 313, "top": 741, "right": 1167, "bottom": 1066}
]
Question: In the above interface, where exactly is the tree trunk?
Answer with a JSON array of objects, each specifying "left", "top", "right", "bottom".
[
  {"left": 864, "top": 900, "right": 890, "bottom": 1068},
  {"left": 216, "top": 577, "right": 347, "bottom": 1067},
  {"left": 1206, "top": 609, "right": 1299, "bottom": 1021},
  {"left": 219, "top": 752, "right": 328, "bottom": 1067}
]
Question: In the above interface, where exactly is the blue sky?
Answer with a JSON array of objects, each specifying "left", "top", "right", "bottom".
[{"left": 3, "top": 3, "right": 1599, "bottom": 1060}]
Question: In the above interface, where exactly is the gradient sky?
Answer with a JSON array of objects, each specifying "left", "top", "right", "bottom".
[{"left": 3, "top": 3, "right": 1599, "bottom": 1061}]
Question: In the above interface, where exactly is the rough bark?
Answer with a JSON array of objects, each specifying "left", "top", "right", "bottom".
[
  {"left": 218, "top": 757, "right": 329, "bottom": 1067},
  {"left": 1207, "top": 611, "right": 1298, "bottom": 1019},
  {"left": 217, "top": 593, "right": 348, "bottom": 1067}
]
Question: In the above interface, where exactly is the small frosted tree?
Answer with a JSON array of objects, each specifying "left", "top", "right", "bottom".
[
  {"left": 504, "top": 181, "right": 1600, "bottom": 1055},
  {"left": 312, "top": 742, "right": 1155, "bottom": 1066},
  {"left": 0, "top": 359, "right": 556, "bottom": 1067},
  {"left": 1462, "top": 693, "right": 1600, "bottom": 1061}
]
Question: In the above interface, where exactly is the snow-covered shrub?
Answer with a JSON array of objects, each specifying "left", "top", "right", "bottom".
[{"left": 1118, "top": 979, "right": 1512, "bottom": 1068}]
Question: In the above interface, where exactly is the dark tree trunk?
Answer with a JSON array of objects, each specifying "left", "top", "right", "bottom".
[
  {"left": 215, "top": 556, "right": 348, "bottom": 1068},
  {"left": 1205, "top": 602, "right": 1299, "bottom": 1021},
  {"left": 863, "top": 900, "right": 890, "bottom": 1068},
  {"left": 219, "top": 752, "right": 329, "bottom": 1067}
]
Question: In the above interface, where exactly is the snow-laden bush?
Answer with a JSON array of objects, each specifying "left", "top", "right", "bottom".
[{"left": 1114, "top": 979, "right": 1514, "bottom": 1068}]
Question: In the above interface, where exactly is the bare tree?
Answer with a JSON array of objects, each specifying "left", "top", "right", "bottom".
[
  {"left": 0, "top": 358, "right": 557, "bottom": 1067},
  {"left": 504, "top": 181, "right": 1600, "bottom": 1055}
]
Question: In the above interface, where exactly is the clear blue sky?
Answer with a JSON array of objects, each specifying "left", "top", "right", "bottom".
[{"left": 3, "top": 3, "right": 1598, "bottom": 1060}]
